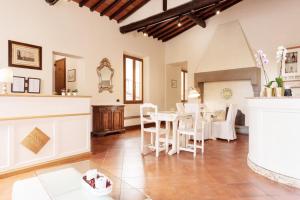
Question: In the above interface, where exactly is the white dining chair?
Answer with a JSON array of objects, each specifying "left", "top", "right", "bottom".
[
  {"left": 177, "top": 104, "right": 206, "bottom": 157},
  {"left": 176, "top": 103, "right": 185, "bottom": 114},
  {"left": 211, "top": 104, "right": 238, "bottom": 142},
  {"left": 140, "top": 103, "right": 169, "bottom": 157}
]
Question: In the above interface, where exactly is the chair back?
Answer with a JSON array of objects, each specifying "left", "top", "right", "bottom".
[
  {"left": 176, "top": 103, "right": 185, "bottom": 114},
  {"left": 226, "top": 104, "right": 238, "bottom": 127},
  {"left": 140, "top": 103, "right": 158, "bottom": 124}
]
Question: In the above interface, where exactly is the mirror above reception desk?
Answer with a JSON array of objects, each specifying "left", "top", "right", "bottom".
[{"left": 0, "top": 94, "right": 91, "bottom": 177}]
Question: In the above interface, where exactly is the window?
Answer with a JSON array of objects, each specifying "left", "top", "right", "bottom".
[
  {"left": 124, "top": 55, "right": 143, "bottom": 104},
  {"left": 181, "top": 70, "right": 188, "bottom": 102}
]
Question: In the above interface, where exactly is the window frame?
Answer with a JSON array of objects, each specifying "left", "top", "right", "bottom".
[
  {"left": 181, "top": 70, "right": 188, "bottom": 103},
  {"left": 123, "top": 54, "right": 144, "bottom": 104}
]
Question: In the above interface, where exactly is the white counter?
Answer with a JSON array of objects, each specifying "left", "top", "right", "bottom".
[
  {"left": 247, "top": 97, "right": 300, "bottom": 188},
  {"left": 0, "top": 95, "right": 91, "bottom": 175}
]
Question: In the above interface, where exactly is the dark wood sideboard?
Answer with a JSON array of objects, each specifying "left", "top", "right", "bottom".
[{"left": 92, "top": 105, "right": 125, "bottom": 136}]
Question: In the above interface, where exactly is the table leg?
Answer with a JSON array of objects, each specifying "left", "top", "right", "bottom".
[
  {"left": 168, "top": 119, "right": 178, "bottom": 155},
  {"left": 165, "top": 121, "right": 170, "bottom": 153}
]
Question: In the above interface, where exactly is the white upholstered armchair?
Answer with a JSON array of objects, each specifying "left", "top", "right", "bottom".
[{"left": 212, "top": 104, "right": 238, "bottom": 141}]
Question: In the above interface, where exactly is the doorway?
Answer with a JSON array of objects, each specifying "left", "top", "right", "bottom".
[
  {"left": 52, "top": 52, "right": 85, "bottom": 95},
  {"left": 165, "top": 61, "right": 188, "bottom": 110},
  {"left": 54, "top": 58, "right": 66, "bottom": 94}
]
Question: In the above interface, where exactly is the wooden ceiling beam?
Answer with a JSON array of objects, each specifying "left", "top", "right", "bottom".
[
  {"left": 157, "top": 20, "right": 194, "bottom": 40},
  {"left": 117, "top": 0, "right": 151, "bottom": 23},
  {"left": 79, "top": 0, "right": 89, "bottom": 7},
  {"left": 163, "top": 0, "right": 167, "bottom": 11},
  {"left": 188, "top": 13, "right": 206, "bottom": 28},
  {"left": 90, "top": 0, "right": 105, "bottom": 11},
  {"left": 120, "top": 0, "right": 221, "bottom": 33},
  {"left": 152, "top": 17, "right": 190, "bottom": 38},
  {"left": 109, "top": 0, "right": 135, "bottom": 20},
  {"left": 162, "top": 0, "right": 243, "bottom": 42},
  {"left": 162, "top": 23, "right": 196, "bottom": 42},
  {"left": 101, "top": 0, "right": 122, "bottom": 16},
  {"left": 147, "top": 20, "right": 174, "bottom": 36}
]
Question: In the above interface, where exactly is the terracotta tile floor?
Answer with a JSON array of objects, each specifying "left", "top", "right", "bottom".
[{"left": 1, "top": 130, "right": 300, "bottom": 200}]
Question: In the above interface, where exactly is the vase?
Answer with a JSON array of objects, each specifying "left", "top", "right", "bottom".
[
  {"left": 275, "top": 87, "right": 283, "bottom": 97},
  {"left": 265, "top": 87, "right": 272, "bottom": 97}
]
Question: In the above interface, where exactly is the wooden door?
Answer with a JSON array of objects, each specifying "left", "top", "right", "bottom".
[
  {"left": 99, "top": 108, "right": 112, "bottom": 132},
  {"left": 112, "top": 108, "right": 124, "bottom": 130},
  {"left": 54, "top": 58, "right": 66, "bottom": 94}
]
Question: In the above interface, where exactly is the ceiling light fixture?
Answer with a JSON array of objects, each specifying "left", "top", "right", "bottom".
[
  {"left": 216, "top": 10, "right": 221, "bottom": 15},
  {"left": 143, "top": 32, "right": 148, "bottom": 37},
  {"left": 177, "top": 15, "right": 182, "bottom": 27}
]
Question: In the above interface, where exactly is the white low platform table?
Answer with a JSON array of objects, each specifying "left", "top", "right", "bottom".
[{"left": 13, "top": 161, "right": 150, "bottom": 200}]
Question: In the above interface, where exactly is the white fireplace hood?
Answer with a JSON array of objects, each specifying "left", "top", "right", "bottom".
[{"left": 197, "top": 20, "right": 256, "bottom": 72}]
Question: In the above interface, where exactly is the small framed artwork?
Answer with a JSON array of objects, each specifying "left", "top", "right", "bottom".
[
  {"left": 67, "top": 69, "right": 76, "bottom": 82},
  {"left": 171, "top": 80, "right": 177, "bottom": 88},
  {"left": 28, "top": 78, "right": 41, "bottom": 94},
  {"left": 11, "top": 76, "right": 26, "bottom": 93},
  {"left": 8, "top": 40, "right": 42, "bottom": 70},
  {"left": 283, "top": 46, "right": 300, "bottom": 81}
]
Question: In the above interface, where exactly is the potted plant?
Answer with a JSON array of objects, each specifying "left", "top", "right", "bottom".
[
  {"left": 265, "top": 81, "right": 274, "bottom": 97},
  {"left": 275, "top": 77, "right": 283, "bottom": 97},
  {"left": 255, "top": 50, "right": 270, "bottom": 96},
  {"left": 275, "top": 46, "right": 287, "bottom": 97},
  {"left": 72, "top": 89, "right": 78, "bottom": 96}
]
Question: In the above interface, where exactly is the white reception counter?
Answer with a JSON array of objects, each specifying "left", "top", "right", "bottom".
[
  {"left": 0, "top": 94, "right": 91, "bottom": 177},
  {"left": 247, "top": 97, "right": 300, "bottom": 188}
]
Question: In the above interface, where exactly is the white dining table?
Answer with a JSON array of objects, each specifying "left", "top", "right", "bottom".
[{"left": 150, "top": 111, "right": 191, "bottom": 155}]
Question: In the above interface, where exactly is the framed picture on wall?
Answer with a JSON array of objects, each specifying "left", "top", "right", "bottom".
[
  {"left": 28, "top": 78, "right": 41, "bottom": 94},
  {"left": 171, "top": 80, "right": 177, "bottom": 88},
  {"left": 8, "top": 40, "right": 42, "bottom": 70},
  {"left": 67, "top": 69, "right": 76, "bottom": 82},
  {"left": 283, "top": 46, "right": 300, "bottom": 80},
  {"left": 11, "top": 76, "right": 26, "bottom": 93}
]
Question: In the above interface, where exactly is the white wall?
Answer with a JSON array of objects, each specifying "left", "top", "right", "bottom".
[
  {"left": 165, "top": 0, "right": 300, "bottom": 116},
  {"left": 0, "top": 0, "right": 165, "bottom": 126}
]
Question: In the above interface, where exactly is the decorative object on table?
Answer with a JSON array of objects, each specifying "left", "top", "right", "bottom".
[
  {"left": 221, "top": 88, "right": 232, "bottom": 99},
  {"left": 67, "top": 69, "right": 76, "bottom": 82},
  {"left": 96, "top": 58, "right": 114, "bottom": 93},
  {"left": 72, "top": 89, "right": 78, "bottom": 96},
  {"left": 67, "top": 89, "right": 72, "bottom": 96},
  {"left": 275, "top": 77, "right": 284, "bottom": 97},
  {"left": 61, "top": 89, "right": 66, "bottom": 96},
  {"left": 282, "top": 46, "right": 300, "bottom": 81},
  {"left": 171, "top": 80, "right": 177, "bottom": 88},
  {"left": 82, "top": 169, "right": 113, "bottom": 196},
  {"left": 21, "top": 127, "right": 50, "bottom": 154},
  {"left": 284, "top": 87, "right": 292, "bottom": 96},
  {"left": 0, "top": 67, "right": 14, "bottom": 94},
  {"left": 8, "top": 40, "right": 42, "bottom": 70},
  {"left": 28, "top": 78, "right": 41, "bottom": 94},
  {"left": 255, "top": 49, "right": 271, "bottom": 96},
  {"left": 11, "top": 76, "right": 26, "bottom": 93}
]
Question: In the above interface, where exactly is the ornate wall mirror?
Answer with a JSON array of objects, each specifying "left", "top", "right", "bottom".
[{"left": 97, "top": 58, "right": 114, "bottom": 93}]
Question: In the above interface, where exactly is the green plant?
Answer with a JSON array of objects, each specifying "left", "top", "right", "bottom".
[
  {"left": 275, "top": 77, "right": 283, "bottom": 87},
  {"left": 265, "top": 81, "right": 274, "bottom": 88}
]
